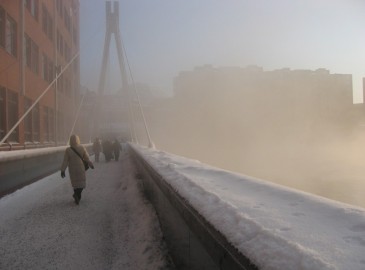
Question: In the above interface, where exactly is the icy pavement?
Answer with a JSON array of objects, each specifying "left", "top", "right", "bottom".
[{"left": 0, "top": 150, "right": 173, "bottom": 270}]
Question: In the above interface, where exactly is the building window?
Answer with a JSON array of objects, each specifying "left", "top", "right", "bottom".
[
  {"left": 57, "top": 30, "right": 64, "bottom": 56},
  {"left": 43, "top": 106, "right": 49, "bottom": 142},
  {"left": 64, "top": 7, "right": 71, "bottom": 33},
  {"left": 57, "top": 111, "right": 64, "bottom": 143},
  {"left": 43, "top": 106, "right": 54, "bottom": 142},
  {"left": 7, "top": 90, "right": 18, "bottom": 142},
  {"left": 0, "top": 86, "right": 5, "bottom": 140},
  {"left": 42, "top": 53, "right": 48, "bottom": 81},
  {"left": 56, "top": 0, "right": 63, "bottom": 19},
  {"left": 25, "top": 35, "right": 31, "bottom": 67},
  {"left": 0, "top": 6, "right": 5, "bottom": 48},
  {"left": 42, "top": 4, "right": 53, "bottom": 41},
  {"left": 42, "top": 53, "right": 54, "bottom": 83},
  {"left": 24, "top": 97, "right": 32, "bottom": 142},
  {"left": 25, "top": 34, "right": 39, "bottom": 74},
  {"left": 31, "top": 41, "right": 39, "bottom": 74},
  {"left": 32, "top": 103, "right": 39, "bottom": 142},
  {"left": 5, "top": 14, "right": 17, "bottom": 57},
  {"left": 48, "top": 58, "right": 54, "bottom": 82},
  {"left": 49, "top": 108, "right": 54, "bottom": 141},
  {"left": 64, "top": 43, "right": 70, "bottom": 62},
  {"left": 25, "top": 0, "right": 39, "bottom": 21}
]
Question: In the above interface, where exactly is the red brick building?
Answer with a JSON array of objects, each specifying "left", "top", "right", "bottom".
[{"left": 0, "top": 0, "right": 80, "bottom": 150}]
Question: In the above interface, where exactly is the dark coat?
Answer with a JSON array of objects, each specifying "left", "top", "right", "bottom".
[
  {"left": 112, "top": 141, "right": 122, "bottom": 153},
  {"left": 93, "top": 140, "right": 101, "bottom": 153}
]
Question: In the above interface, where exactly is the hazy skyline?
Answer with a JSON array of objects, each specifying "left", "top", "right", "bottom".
[{"left": 80, "top": 0, "right": 365, "bottom": 102}]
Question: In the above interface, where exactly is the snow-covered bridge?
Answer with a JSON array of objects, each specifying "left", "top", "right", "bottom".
[
  {"left": 0, "top": 147, "right": 172, "bottom": 270},
  {"left": 1, "top": 144, "right": 365, "bottom": 270}
]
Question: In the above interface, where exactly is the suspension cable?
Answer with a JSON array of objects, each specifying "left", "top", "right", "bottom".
[
  {"left": 0, "top": 52, "right": 80, "bottom": 145},
  {"left": 0, "top": 21, "right": 104, "bottom": 146},
  {"left": 120, "top": 36, "right": 154, "bottom": 148},
  {"left": 68, "top": 90, "right": 87, "bottom": 140}
]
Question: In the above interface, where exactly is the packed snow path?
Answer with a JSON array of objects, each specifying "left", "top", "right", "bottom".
[{"left": 0, "top": 150, "right": 173, "bottom": 270}]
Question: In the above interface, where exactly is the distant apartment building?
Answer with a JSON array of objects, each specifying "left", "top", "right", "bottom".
[
  {"left": 174, "top": 65, "right": 354, "bottom": 130},
  {"left": 0, "top": 0, "right": 80, "bottom": 150}
]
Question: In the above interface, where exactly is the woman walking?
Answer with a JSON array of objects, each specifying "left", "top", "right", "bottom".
[{"left": 61, "top": 134, "right": 94, "bottom": 205}]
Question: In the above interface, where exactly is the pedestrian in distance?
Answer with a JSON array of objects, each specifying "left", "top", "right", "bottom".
[
  {"left": 102, "top": 139, "right": 113, "bottom": 162},
  {"left": 61, "top": 134, "right": 94, "bottom": 205},
  {"left": 112, "top": 138, "right": 122, "bottom": 161},
  {"left": 92, "top": 137, "right": 102, "bottom": 162}
]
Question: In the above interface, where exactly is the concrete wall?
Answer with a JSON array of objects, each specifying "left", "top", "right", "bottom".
[
  {"left": 0, "top": 144, "right": 92, "bottom": 197},
  {"left": 129, "top": 145, "right": 258, "bottom": 270}
]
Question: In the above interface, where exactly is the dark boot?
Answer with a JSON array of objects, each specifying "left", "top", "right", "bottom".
[
  {"left": 74, "top": 188, "right": 83, "bottom": 203},
  {"left": 73, "top": 193, "right": 79, "bottom": 205}
]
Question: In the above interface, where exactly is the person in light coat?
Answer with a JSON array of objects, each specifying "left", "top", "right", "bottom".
[{"left": 61, "top": 134, "right": 94, "bottom": 205}]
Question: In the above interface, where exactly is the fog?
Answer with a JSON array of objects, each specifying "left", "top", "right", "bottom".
[
  {"left": 136, "top": 66, "right": 365, "bottom": 209},
  {"left": 78, "top": 1, "right": 365, "bottom": 209}
]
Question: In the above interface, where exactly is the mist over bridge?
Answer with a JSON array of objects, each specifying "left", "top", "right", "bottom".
[
  {"left": 1, "top": 142, "right": 365, "bottom": 270},
  {"left": 2, "top": 1, "right": 362, "bottom": 267}
]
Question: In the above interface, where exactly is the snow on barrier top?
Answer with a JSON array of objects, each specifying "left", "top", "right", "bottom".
[
  {"left": 0, "top": 144, "right": 92, "bottom": 163},
  {"left": 133, "top": 145, "right": 365, "bottom": 270},
  {"left": 0, "top": 146, "right": 67, "bottom": 162}
]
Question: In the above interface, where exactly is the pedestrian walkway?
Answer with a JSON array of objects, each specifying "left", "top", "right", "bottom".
[{"left": 0, "top": 150, "right": 173, "bottom": 270}]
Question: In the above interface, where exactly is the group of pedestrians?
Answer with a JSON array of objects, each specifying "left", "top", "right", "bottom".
[
  {"left": 93, "top": 137, "right": 122, "bottom": 162},
  {"left": 60, "top": 134, "right": 123, "bottom": 205}
]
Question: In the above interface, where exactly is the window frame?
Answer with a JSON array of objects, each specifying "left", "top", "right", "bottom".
[
  {"left": 0, "top": 6, "right": 5, "bottom": 48},
  {"left": 25, "top": 0, "right": 39, "bottom": 21},
  {"left": 5, "top": 13, "right": 17, "bottom": 57},
  {"left": 25, "top": 34, "right": 39, "bottom": 74},
  {"left": 24, "top": 97, "right": 33, "bottom": 142},
  {"left": 42, "top": 4, "right": 53, "bottom": 41},
  {"left": 7, "top": 89, "right": 19, "bottom": 142}
]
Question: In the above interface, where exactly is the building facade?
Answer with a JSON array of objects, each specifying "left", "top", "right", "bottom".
[
  {"left": 0, "top": 0, "right": 80, "bottom": 150},
  {"left": 173, "top": 65, "right": 357, "bottom": 140},
  {"left": 174, "top": 65, "right": 354, "bottom": 123}
]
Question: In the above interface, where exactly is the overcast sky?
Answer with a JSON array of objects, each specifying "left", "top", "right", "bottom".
[{"left": 79, "top": 0, "right": 365, "bottom": 102}]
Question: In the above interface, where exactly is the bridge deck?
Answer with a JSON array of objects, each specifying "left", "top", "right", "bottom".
[{"left": 0, "top": 151, "right": 172, "bottom": 270}]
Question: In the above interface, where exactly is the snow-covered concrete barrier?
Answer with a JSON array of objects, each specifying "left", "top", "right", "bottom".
[
  {"left": 0, "top": 144, "right": 92, "bottom": 197},
  {"left": 130, "top": 144, "right": 258, "bottom": 270},
  {"left": 130, "top": 143, "right": 365, "bottom": 270}
]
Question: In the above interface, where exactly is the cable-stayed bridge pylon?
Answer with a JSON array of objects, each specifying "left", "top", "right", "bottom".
[{"left": 95, "top": 1, "right": 153, "bottom": 147}]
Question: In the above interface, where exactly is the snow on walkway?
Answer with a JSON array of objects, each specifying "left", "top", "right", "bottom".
[{"left": 0, "top": 150, "right": 173, "bottom": 270}]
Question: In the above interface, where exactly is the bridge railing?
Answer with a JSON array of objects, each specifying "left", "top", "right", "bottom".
[
  {"left": 0, "top": 144, "right": 92, "bottom": 197},
  {"left": 129, "top": 143, "right": 258, "bottom": 270}
]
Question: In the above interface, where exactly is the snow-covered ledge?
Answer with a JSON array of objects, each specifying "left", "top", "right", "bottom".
[
  {"left": 130, "top": 144, "right": 365, "bottom": 270},
  {"left": 0, "top": 144, "right": 93, "bottom": 197}
]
